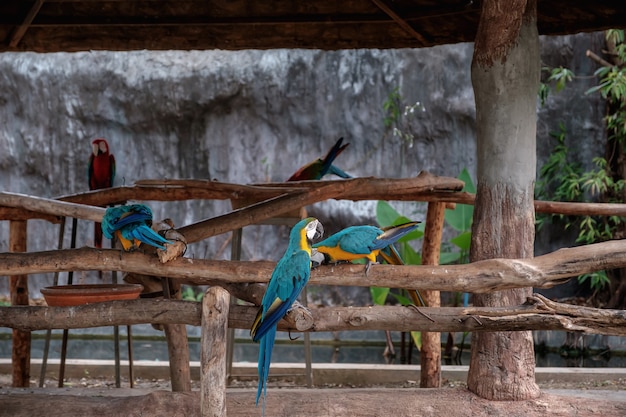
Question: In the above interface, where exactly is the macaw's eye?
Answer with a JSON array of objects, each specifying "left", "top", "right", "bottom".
[{"left": 99, "top": 142, "right": 108, "bottom": 152}]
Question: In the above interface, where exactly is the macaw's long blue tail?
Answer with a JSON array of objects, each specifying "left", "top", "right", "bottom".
[
  {"left": 256, "top": 326, "right": 277, "bottom": 415},
  {"left": 328, "top": 164, "right": 352, "bottom": 179},
  {"left": 373, "top": 221, "right": 421, "bottom": 250}
]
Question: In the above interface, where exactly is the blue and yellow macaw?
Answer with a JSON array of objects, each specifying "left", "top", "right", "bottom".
[
  {"left": 101, "top": 204, "right": 172, "bottom": 251},
  {"left": 312, "top": 220, "right": 426, "bottom": 305},
  {"left": 287, "top": 137, "right": 352, "bottom": 181},
  {"left": 312, "top": 221, "right": 420, "bottom": 265},
  {"left": 250, "top": 217, "right": 323, "bottom": 414},
  {"left": 88, "top": 138, "right": 116, "bottom": 248}
]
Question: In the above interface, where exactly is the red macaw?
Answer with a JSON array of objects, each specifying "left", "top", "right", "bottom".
[
  {"left": 287, "top": 137, "right": 352, "bottom": 181},
  {"left": 88, "top": 138, "right": 115, "bottom": 248}
]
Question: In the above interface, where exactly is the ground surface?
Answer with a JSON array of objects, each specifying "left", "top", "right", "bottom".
[{"left": 1, "top": 374, "right": 626, "bottom": 416}]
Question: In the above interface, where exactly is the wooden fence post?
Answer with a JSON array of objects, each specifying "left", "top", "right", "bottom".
[
  {"left": 9, "top": 220, "right": 30, "bottom": 387},
  {"left": 201, "top": 286, "right": 230, "bottom": 417},
  {"left": 420, "top": 202, "right": 445, "bottom": 388}
]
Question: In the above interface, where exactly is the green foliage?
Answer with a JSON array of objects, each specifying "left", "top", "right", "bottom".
[
  {"left": 539, "top": 67, "right": 575, "bottom": 107},
  {"left": 537, "top": 30, "right": 626, "bottom": 294},
  {"left": 181, "top": 285, "right": 203, "bottom": 302},
  {"left": 382, "top": 87, "right": 426, "bottom": 147},
  {"left": 443, "top": 168, "right": 475, "bottom": 264}
]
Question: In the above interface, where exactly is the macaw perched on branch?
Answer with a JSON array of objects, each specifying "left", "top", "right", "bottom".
[
  {"left": 88, "top": 138, "right": 116, "bottom": 248},
  {"left": 312, "top": 221, "right": 420, "bottom": 267},
  {"left": 250, "top": 217, "right": 324, "bottom": 415},
  {"left": 101, "top": 204, "right": 172, "bottom": 251},
  {"left": 287, "top": 137, "right": 352, "bottom": 181}
]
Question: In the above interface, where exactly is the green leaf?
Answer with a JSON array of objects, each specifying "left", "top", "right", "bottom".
[
  {"left": 440, "top": 251, "right": 461, "bottom": 265},
  {"left": 400, "top": 244, "right": 422, "bottom": 265},
  {"left": 410, "top": 331, "right": 422, "bottom": 351},
  {"left": 450, "top": 231, "right": 472, "bottom": 251},
  {"left": 370, "top": 287, "right": 390, "bottom": 305},
  {"left": 389, "top": 291, "right": 413, "bottom": 306},
  {"left": 445, "top": 168, "right": 475, "bottom": 232},
  {"left": 376, "top": 200, "right": 402, "bottom": 227}
]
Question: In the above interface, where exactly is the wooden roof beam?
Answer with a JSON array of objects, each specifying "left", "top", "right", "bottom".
[
  {"left": 370, "top": 0, "right": 429, "bottom": 45},
  {"left": 8, "top": 0, "right": 45, "bottom": 47}
]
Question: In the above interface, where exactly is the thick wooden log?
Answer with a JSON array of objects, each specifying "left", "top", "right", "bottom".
[
  {"left": 9, "top": 220, "right": 30, "bottom": 388},
  {"left": 3, "top": 239, "right": 626, "bottom": 292},
  {"left": 420, "top": 201, "right": 445, "bottom": 388},
  {"left": 3, "top": 295, "right": 626, "bottom": 336},
  {"left": 201, "top": 286, "right": 230, "bottom": 417}
]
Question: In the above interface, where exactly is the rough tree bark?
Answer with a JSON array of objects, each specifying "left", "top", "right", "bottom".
[{"left": 467, "top": 0, "right": 541, "bottom": 400}]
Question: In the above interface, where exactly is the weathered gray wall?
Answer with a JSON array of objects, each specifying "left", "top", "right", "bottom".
[{"left": 0, "top": 32, "right": 607, "bottom": 301}]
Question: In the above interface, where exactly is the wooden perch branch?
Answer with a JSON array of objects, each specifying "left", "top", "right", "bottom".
[
  {"left": 0, "top": 191, "right": 105, "bottom": 222},
  {"left": 2, "top": 294, "right": 625, "bottom": 336},
  {"left": 2, "top": 240, "right": 626, "bottom": 293}
]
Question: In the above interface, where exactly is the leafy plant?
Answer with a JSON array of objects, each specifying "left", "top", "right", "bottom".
[
  {"left": 538, "top": 30, "right": 626, "bottom": 297},
  {"left": 181, "top": 285, "right": 203, "bottom": 302},
  {"left": 382, "top": 87, "right": 426, "bottom": 147}
]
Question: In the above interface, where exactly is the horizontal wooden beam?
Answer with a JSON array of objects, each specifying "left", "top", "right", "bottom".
[
  {"left": 2, "top": 239, "right": 626, "bottom": 293},
  {"left": 2, "top": 294, "right": 625, "bottom": 336}
]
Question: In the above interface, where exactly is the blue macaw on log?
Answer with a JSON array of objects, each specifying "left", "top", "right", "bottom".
[
  {"left": 101, "top": 204, "right": 172, "bottom": 251},
  {"left": 250, "top": 217, "right": 324, "bottom": 415}
]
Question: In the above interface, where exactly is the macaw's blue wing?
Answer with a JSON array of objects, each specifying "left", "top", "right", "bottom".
[
  {"left": 312, "top": 225, "right": 382, "bottom": 262},
  {"left": 113, "top": 205, "right": 153, "bottom": 229},
  {"left": 121, "top": 224, "right": 172, "bottom": 250},
  {"left": 251, "top": 250, "right": 311, "bottom": 342}
]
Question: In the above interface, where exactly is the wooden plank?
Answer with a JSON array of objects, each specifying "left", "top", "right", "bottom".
[
  {"left": 3, "top": 294, "right": 626, "bottom": 336},
  {"left": 9, "top": 220, "right": 30, "bottom": 387},
  {"left": 2, "top": 238, "right": 626, "bottom": 292},
  {"left": 420, "top": 202, "right": 445, "bottom": 388},
  {"left": 201, "top": 286, "right": 230, "bottom": 417}
]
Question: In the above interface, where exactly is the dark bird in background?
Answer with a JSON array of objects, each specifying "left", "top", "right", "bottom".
[
  {"left": 88, "top": 138, "right": 115, "bottom": 248},
  {"left": 287, "top": 137, "right": 352, "bottom": 181}
]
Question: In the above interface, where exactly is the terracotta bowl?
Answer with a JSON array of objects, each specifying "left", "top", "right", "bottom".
[{"left": 41, "top": 284, "right": 144, "bottom": 307}]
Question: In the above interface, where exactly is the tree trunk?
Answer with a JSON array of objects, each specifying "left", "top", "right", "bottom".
[{"left": 467, "top": 0, "right": 541, "bottom": 400}]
